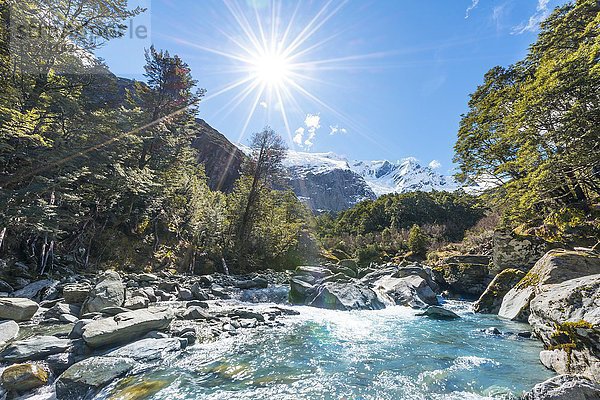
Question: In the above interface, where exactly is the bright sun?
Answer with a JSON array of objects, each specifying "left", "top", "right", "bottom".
[{"left": 251, "top": 51, "right": 291, "bottom": 87}]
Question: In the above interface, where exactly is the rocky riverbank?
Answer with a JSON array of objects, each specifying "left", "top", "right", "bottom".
[{"left": 0, "top": 249, "right": 599, "bottom": 399}]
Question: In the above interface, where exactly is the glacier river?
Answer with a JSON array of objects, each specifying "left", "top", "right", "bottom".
[{"left": 95, "top": 299, "right": 554, "bottom": 400}]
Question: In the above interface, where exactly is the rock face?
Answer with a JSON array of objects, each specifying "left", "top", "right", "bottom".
[
  {"left": 523, "top": 375, "right": 600, "bottom": 400},
  {"left": 55, "top": 356, "right": 137, "bottom": 400},
  {"left": 491, "top": 230, "right": 550, "bottom": 274},
  {"left": 0, "top": 297, "right": 39, "bottom": 321},
  {"left": 1, "top": 363, "right": 49, "bottom": 391},
  {"left": 81, "top": 309, "right": 174, "bottom": 348},
  {"left": 433, "top": 259, "right": 489, "bottom": 298},
  {"left": 528, "top": 274, "right": 600, "bottom": 381},
  {"left": 82, "top": 271, "right": 125, "bottom": 314},
  {"left": 499, "top": 250, "right": 600, "bottom": 322},
  {"left": 0, "top": 336, "right": 71, "bottom": 363},
  {"left": 474, "top": 269, "right": 525, "bottom": 314},
  {"left": 190, "top": 118, "right": 245, "bottom": 192}
]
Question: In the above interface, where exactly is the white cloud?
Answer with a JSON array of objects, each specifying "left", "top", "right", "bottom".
[
  {"left": 512, "top": 0, "right": 552, "bottom": 34},
  {"left": 293, "top": 127, "right": 305, "bottom": 146},
  {"left": 304, "top": 114, "right": 321, "bottom": 130},
  {"left": 259, "top": 101, "right": 268, "bottom": 109},
  {"left": 329, "top": 125, "right": 348, "bottom": 135},
  {"left": 429, "top": 160, "right": 442, "bottom": 169},
  {"left": 465, "top": 0, "right": 480, "bottom": 19}
]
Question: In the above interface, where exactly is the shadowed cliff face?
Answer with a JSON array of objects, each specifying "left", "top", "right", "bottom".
[{"left": 190, "top": 119, "right": 246, "bottom": 193}]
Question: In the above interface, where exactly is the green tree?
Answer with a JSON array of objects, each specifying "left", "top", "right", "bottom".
[{"left": 407, "top": 224, "right": 429, "bottom": 256}]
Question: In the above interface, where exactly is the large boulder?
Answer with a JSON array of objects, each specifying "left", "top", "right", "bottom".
[
  {"left": 1, "top": 363, "right": 49, "bottom": 392},
  {"left": 529, "top": 274, "right": 600, "bottom": 381},
  {"left": 308, "top": 281, "right": 384, "bottom": 311},
  {"left": 54, "top": 356, "right": 137, "bottom": 400},
  {"left": 0, "top": 336, "right": 71, "bottom": 363},
  {"left": 81, "top": 309, "right": 174, "bottom": 348},
  {"left": 0, "top": 297, "right": 39, "bottom": 321},
  {"left": 62, "top": 283, "right": 92, "bottom": 304},
  {"left": 474, "top": 269, "right": 525, "bottom": 314},
  {"left": 499, "top": 250, "right": 600, "bottom": 322},
  {"left": 0, "top": 320, "right": 19, "bottom": 348},
  {"left": 523, "top": 375, "right": 600, "bottom": 400},
  {"left": 82, "top": 271, "right": 125, "bottom": 314},
  {"left": 374, "top": 275, "right": 438, "bottom": 308}
]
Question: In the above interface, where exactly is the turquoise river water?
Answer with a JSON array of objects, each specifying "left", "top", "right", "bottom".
[{"left": 95, "top": 299, "right": 554, "bottom": 400}]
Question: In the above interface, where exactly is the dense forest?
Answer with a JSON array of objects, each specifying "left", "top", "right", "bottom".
[{"left": 0, "top": 0, "right": 598, "bottom": 277}]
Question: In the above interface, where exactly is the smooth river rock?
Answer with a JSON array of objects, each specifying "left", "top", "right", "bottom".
[
  {"left": 103, "top": 338, "right": 183, "bottom": 361},
  {"left": 81, "top": 309, "right": 174, "bottom": 348},
  {"left": 416, "top": 306, "right": 460, "bottom": 320},
  {"left": 0, "top": 336, "right": 71, "bottom": 363},
  {"left": 0, "top": 297, "right": 39, "bottom": 321},
  {"left": 55, "top": 356, "right": 137, "bottom": 400},
  {"left": 309, "top": 281, "right": 384, "bottom": 311},
  {"left": 0, "top": 320, "right": 19, "bottom": 348},
  {"left": 523, "top": 374, "right": 600, "bottom": 400}
]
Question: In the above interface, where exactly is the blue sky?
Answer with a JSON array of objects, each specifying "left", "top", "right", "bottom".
[{"left": 97, "top": 0, "right": 567, "bottom": 174}]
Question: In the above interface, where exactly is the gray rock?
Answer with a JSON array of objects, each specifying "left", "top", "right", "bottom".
[
  {"left": 523, "top": 375, "right": 600, "bottom": 400},
  {"left": 183, "top": 306, "right": 213, "bottom": 320},
  {"left": 233, "top": 277, "right": 268, "bottom": 289},
  {"left": 55, "top": 356, "right": 137, "bottom": 400},
  {"left": 474, "top": 268, "right": 525, "bottom": 314},
  {"left": 0, "top": 320, "right": 19, "bottom": 348},
  {"left": 62, "top": 283, "right": 92, "bottom": 304},
  {"left": 309, "top": 281, "right": 385, "bottom": 311},
  {"left": 82, "top": 271, "right": 125, "bottom": 314},
  {"left": 374, "top": 275, "right": 438, "bottom": 309},
  {"left": 529, "top": 274, "right": 600, "bottom": 381},
  {"left": 416, "top": 306, "right": 460, "bottom": 320},
  {"left": 13, "top": 279, "right": 58, "bottom": 301},
  {"left": 0, "top": 335, "right": 71, "bottom": 362},
  {"left": 0, "top": 297, "right": 39, "bottom": 321},
  {"left": 59, "top": 314, "right": 79, "bottom": 324},
  {"left": 177, "top": 288, "right": 194, "bottom": 301},
  {"left": 99, "top": 306, "right": 130, "bottom": 316},
  {"left": 123, "top": 296, "right": 149, "bottom": 310},
  {"left": 289, "top": 277, "right": 316, "bottom": 305},
  {"left": 103, "top": 338, "right": 182, "bottom": 361},
  {"left": 68, "top": 319, "right": 93, "bottom": 339},
  {"left": 190, "top": 282, "right": 210, "bottom": 301},
  {"left": 136, "top": 273, "right": 159, "bottom": 283},
  {"left": 499, "top": 250, "right": 600, "bottom": 322},
  {"left": 45, "top": 302, "right": 81, "bottom": 320},
  {"left": 81, "top": 309, "right": 174, "bottom": 348}
]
